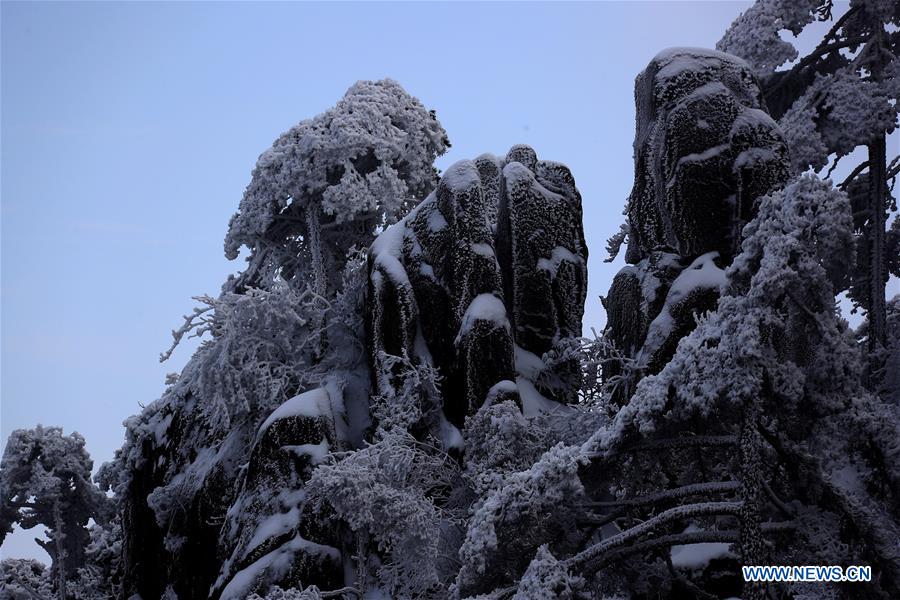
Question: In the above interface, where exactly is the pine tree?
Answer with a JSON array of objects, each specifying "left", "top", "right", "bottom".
[
  {"left": 718, "top": 0, "right": 900, "bottom": 383},
  {"left": 0, "top": 426, "right": 110, "bottom": 600},
  {"left": 223, "top": 79, "right": 449, "bottom": 296}
]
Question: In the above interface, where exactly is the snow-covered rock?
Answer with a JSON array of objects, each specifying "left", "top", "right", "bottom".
[
  {"left": 628, "top": 47, "right": 788, "bottom": 262},
  {"left": 368, "top": 145, "right": 588, "bottom": 431},
  {"left": 605, "top": 48, "right": 789, "bottom": 401},
  {"left": 212, "top": 388, "right": 342, "bottom": 598}
]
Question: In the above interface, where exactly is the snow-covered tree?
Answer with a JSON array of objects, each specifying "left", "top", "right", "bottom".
[
  {"left": 584, "top": 175, "right": 900, "bottom": 596},
  {"left": 0, "top": 558, "right": 53, "bottom": 600},
  {"left": 224, "top": 79, "right": 449, "bottom": 296},
  {"left": 69, "top": 519, "right": 123, "bottom": 600},
  {"left": 109, "top": 81, "right": 448, "bottom": 600},
  {"left": 305, "top": 432, "right": 464, "bottom": 598},
  {"left": 718, "top": 0, "right": 900, "bottom": 379},
  {"left": 0, "top": 426, "right": 110, "bottom": 600}
]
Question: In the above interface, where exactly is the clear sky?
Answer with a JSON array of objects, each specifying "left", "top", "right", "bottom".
[{"left": 4, "top": 0, "right": 891, "bottom": 562}]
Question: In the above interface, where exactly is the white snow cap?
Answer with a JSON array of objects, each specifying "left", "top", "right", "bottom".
[
  {"left": 258, "top": 387, "right": 331, "bottom": 435},
  {"left": 653, "top": 47, "right": 751, "bottom": 82},
  {"left": 455, "top": 293, "right": 511, "bottom": 344}
]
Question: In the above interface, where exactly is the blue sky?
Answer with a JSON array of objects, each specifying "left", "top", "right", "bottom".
[{"left": 2, "top": 1, "right": 892, "bottom": 562}]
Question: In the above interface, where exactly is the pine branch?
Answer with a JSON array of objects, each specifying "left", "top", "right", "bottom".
[
  {"left": 757, "top": 421, "right": 900, "bottom": 593},
  {"left": 584, "top": 481, "right": 740, "bottom": 508},
  {"left": 762, "top": 480, "right": 795, "bottom": 518},
  {"left": 839, "top": 161, "right": 871, "bottom": 190},
  {"left": 764, "top": 4, "right": 862, "bottom": 98},
  {"left": 581, "top": 528, "right": 741, "bottom": 569},
  {"left": 566, "top": 501, "right": 743, "bottom": 570},
  {"left": 594, "top": 522, "right": 794, "bottom": 568}
]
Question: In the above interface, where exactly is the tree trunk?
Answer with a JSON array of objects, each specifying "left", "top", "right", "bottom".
[
  {"left": 305, "top": 203, "right": 329, "bottom": 360},
  {"left": 53, "top": 499, "right": 67, "bottom": 600},
  {"left": 306, "top": 203, "right": 326, "bottom": 298},
  {"left": 739, "top": 392, "right": 765, "bottom": 600},
  {"left": 866, "top": 21, "right": 888, "bottom": 384},
  {"left": 868, "top": 134, "right": 887, "bottom": 356}
]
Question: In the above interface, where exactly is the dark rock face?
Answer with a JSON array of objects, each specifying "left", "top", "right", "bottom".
[
  {"left": 120, "top": 390, "right": 345, "bottom": 600},
  {"left": 629, "top": 47, "right": 788, "bottom": 262},
  {"left": 212, "top": 389, "right": 343, "bottom": 599},
  {"left": 119, "top": 401, "right": 242, "bottom": 600},
  {"left": 368, "top": 145, "right": 588, "bottom": 430},
  {"left": 607, "top": 48, "right": 789, "bottom": 398}
]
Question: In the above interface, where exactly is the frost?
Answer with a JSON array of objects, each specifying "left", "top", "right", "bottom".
[
  {"left": 283, "top": 440, "right": 331, "bottom": 464},
  {"left": 717, "top": 0, "right": 819, "bottom": 74},
  {"left": 512, "top": 545, "right": 583, "bottom": 600},
  {"left": 456, "top": 294, "right": 511, "bottom": 344},
  {"left": 220, "top": 535, "right": 340, "bottom": 600}
]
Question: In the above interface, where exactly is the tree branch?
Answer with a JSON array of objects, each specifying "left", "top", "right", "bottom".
[
  {"left": 839, "top": 161, "right": 871, "bottom": 190},
  {"left": 567, "top": 501, "right": 743, "bottom": 570},
  {"left": 765, "top": 33, "right": 867, "bottom": 99},
  {"left": 584, "top": 481, "right": 740, "bottom": 508}
]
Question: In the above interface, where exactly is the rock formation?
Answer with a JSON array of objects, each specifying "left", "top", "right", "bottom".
[
  {"left": 368, "top": 145, "right": 588, "bottom": 434},
  {"left": 605, "top": 47, "right": 790, "bottom": 397}
]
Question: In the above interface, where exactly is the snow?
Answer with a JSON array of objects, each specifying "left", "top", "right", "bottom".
[
  {"left": 668, "top": 252, "right": 725, "bottom": 297},
  {"left": 653, "top": 47, "right": 750, "bottom": 83},
  {"left": 370, "top": 214, "right": 412, "bottom": 285},
  {"left": 438, "top": 414, "right": 464, "bottom": 452},
  {"left": 242, "top": 507, "right": 301, "bottom": 561},
  {"left": 486, "top": 379, "right": 519, "bottom": 403},
  {"left": 471, "top": 242, "right": 495, "bottom": 258},
  {"left": 669, "top": 524, "right": 732, "bottom": 570},
  {"left": 258, "top": 388, "right": 330, "bottom": 435},
  {"left": 419, "top": 262, "right": 436, "bottom": 279},
  {"left": 516, "top": 377, "right": 558, "bottom": 418},
  {"left": 734, "top": 147, "right": 776, "bottom": 170},
  {"left": 683, "top": 81, "right": 728, "bottom": 104},
  {"left": 153, "top": 413, "right": 173, "bottom": 445},
  {"left": 426, "top": 208, "right": 448, "bottom": 232},
  {"left": 455, "top": 293, "right": 510, "bottom": 344},
  {"left": 536, "top": 246, "right": 583, "bottom": 277},
  {"left": 639, "top": 252, "right": 725, "bottom": 362},
  {"left": 503, "top": 161, "right": 536, "bottom": 186},
  {"left": 283, "top": 439, "right": 330, "bottom": 464},
  {"left": 732, "top": 107, "right": 777, "bottom": 132},
  {"left": 514, "top": 345, "right": 546, "bottom": 380},
  {"left": 441, "top": 160, "right": 480, "bottom": 191},
  {"left": 220, "top": 534, "right": 339, "bottom": 600},
  {"left": 674, "top": 143, "right": 730, "bottom": 174},
  {"left": 830, "top": 463, "right": 865, "bottom": 496}
]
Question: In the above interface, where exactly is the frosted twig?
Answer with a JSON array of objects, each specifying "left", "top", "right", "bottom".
[{"left": 159, "top": 296, "right": 217, "bottom": 362}]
